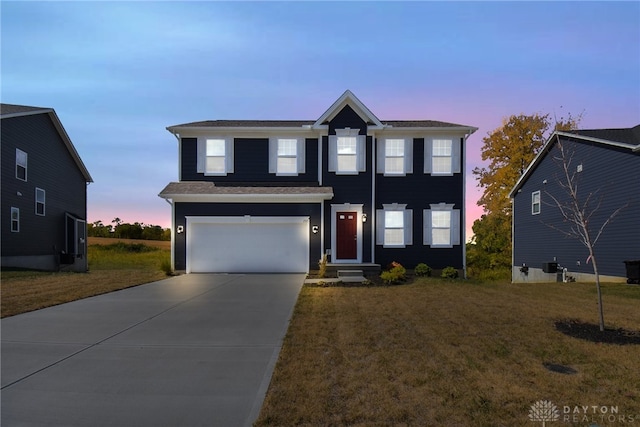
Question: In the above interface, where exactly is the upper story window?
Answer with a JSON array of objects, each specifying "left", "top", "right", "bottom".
[
  {"left": 16, "top": 148, "right": 27, "bottom": 181},
  {"left": 329, "top": 129, "right": 366, "bottom": 175},
  {"left": 11, "top": 207, "right": 20, "bottom": 232},
  {"left": 532, "top": 191, "right": 541, "bottom": 215},
  {"left": 377, "top": 138, "right": 413, "bottom": 176},
  {"left": 376, "top": 203, "right": 413, "bottom": 248},
  {"left": 269, "top": 137, "right": 306, "bottom": 175},
  {"left": 35, "top": 188, "right": 46, "bottom": 216},
  {"left": 423, "top": 203, "right": 460, "bottom": 248},
  {"left": 424, "top": 137, "right": 461, "bottom": 176},
  {"left": 197, "top": 137, "right": 234, "bottom": 176}
]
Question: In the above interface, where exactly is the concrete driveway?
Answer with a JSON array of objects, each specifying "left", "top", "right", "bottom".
[{"left": 1, "top": 273, "right": 304, "bottom": 427}]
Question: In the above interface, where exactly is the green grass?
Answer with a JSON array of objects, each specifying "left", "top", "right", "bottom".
[{"left": 255, "top": 278, "right": 640, "bottom": 426}]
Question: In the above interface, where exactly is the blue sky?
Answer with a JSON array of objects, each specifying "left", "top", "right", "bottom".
[{"left": 2, "top": 1, "right": 639, "bottom": 238}]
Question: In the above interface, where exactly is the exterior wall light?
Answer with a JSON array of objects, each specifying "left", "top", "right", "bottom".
[
  {"left": 312, "top": 225, "right": 319, "bottom": 234},
  {"left": 362, "top": 214, "right": 367, "bottom": 223},
  {"left": 177, "top": 225, "right": 184, "bottom": 234}
]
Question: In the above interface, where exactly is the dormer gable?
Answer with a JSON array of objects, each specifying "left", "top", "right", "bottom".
[{"left": 313, "top": 90, "right": 383, "bottom": 130}]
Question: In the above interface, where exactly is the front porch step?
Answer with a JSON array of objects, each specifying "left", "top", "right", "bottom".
[
  {"left": 326, "top": 263, "right": 381, "bottom": 274},
  {"left": 338, "top": 270, "right": 364, "bottom": 278}
]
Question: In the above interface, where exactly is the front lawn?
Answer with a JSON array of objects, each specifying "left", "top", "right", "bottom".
[{"left": 256, "top": 279, "right": 640, "bottom": 426}]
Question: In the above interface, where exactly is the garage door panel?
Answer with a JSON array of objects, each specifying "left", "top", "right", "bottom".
[{"left": 187, "top": 217, "right": 309, "bottom": 273}]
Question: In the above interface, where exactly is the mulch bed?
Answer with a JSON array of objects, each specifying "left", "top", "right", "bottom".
[{"left": 555, "top": 319, "right": 640, "bottom": 345}]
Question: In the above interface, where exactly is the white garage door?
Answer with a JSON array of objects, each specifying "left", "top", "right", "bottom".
[{"left": 186, "top": 216, "right": 309, "bottom": 273}]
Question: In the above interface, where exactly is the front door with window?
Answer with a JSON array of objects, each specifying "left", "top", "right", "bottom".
[{"left": 336, "top": 211, "right": 357, "bottom": 260}]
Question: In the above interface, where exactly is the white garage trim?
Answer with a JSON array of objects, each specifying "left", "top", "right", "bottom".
[{"left": 185, "top": 216, "right": 310, "bottom": 273}]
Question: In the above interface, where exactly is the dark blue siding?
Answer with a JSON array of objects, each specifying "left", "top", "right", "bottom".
[
  {"left": 375, "top": 138, "right": 465, "bottom": 269},
  {"left": 1, "top": 114, "right": 87, "bottom": 259},
  {"left": 513, "top": 137, "right": 640, "bottom": 278},
  {"left": 181, "top": 137, "right": 319, "bottom": 183},
  {"left": 174, "top": 203, "right": 321, "bottom": 271}
]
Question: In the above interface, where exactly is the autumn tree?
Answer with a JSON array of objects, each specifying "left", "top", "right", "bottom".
[{"left": 469, "top": 113, "right": 581, "bottom": 276}]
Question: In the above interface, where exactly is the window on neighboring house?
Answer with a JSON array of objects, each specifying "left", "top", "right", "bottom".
[
  {"left": 11, "top": 207, "right": 20, "bottom": 232},
  {"left": 423, "top": 204, "right": 460, "bottom": 248},
  {"left": 424, "top": 137, "right": 461, "bottom": 175},
  {"left": 16, "top": 148, "right": 27, "bottom": 181},
  {"left": 35, "top": 188, "right": 46, "bottom": 216},
  {"left": 376, "top": 204, "right": 413, "bottom": 248},
  {"left": 269, "top": 137, "right": 306, "bottom": 175},
  {"left": 329, "top": 129, "right": 366, "bottom": 174},
  {"left": 197, "top": 138, "right": 234, "bottom": 175},
  {"left": 377, "top": 138, "right": 413, "bottom": 176},
  {"left": 532, "top": 191, "right": 541, "bottom": 215}
]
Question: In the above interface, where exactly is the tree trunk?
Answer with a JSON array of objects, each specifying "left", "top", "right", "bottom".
[{"left": 590, "top": 253, "right": 605, "bottom": 332}]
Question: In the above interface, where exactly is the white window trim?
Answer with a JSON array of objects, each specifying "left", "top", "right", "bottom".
[
  {"left": 197, "top": 137, "right": 234, "bottom": 176},
  {"left": 424, "top": 137, "right": 461, "bottom": 176},
  {"left": 328, "top": 128, "right": 366, "bottom": 175},
  {"left": 423, "top": 203, "right": 460, "bottom": 248},
  {"left": 269, "top": 137, "right": 306, "bottom": 176},
  {"left": 35, "top": 187, "right": 46, "bottom": 216},
  {"left": 376, "top": 203, "right": 413, "bottom": 248},
  {"left": 16, "top": 148, "right": 27, "bottom": 181},
  {"left": 376, "top": 137, "right": 413, "bottom": 176},
  {"left": 532, "top": 191, "right": 541, "bottom": 215},
  {"left": 11, "top": 207, "right": 20, "bottom": 232}
]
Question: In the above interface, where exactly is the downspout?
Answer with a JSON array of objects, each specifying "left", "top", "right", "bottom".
[
  {"left": 371, "top": 131, "right": 376, "bottom": 264},
  {"left": 462, "top": 132, "right": 469, "bottom": 279},
  {"left": 318, "top": 131, "right": 325, "bottom": 261}
]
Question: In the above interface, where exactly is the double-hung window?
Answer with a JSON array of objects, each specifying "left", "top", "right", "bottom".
[
  {"left": 269, "top": 137, "right": 306, "bottom": 175},
  {"left": 376, "top": 138, "right": 413, "bottom": 176},
  {"left": 376, "top": 204, "right": 413, "bottom": 248},
  {"left": 532, "top": 191, "right": 541, "bottom": 215},
  {"left": 197, "top": 137, "right": 234, "bottom": 176},
  {"left": 35, "top": 188, "right": 46, "bottom": 216},
  {"left": 11, "top": 207, "right": 20, "bottom": 232},
  {"left": 424, "top": 137, "right": 461, "bottom": 175},
  {"left": 423, "top": 203, "right": 460, "bottom": 248},
  {"left": 16, "top": 148, "right": 27, "bottom": 181},
  {"left": 329, "top": 129, "right": 366, "bottom": 174}
]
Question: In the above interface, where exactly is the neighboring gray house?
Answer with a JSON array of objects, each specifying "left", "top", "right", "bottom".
[
  {"left": 509, "top": 124, "right": 640, "bottom": 283},
  {"left": 1, "top": 103, "right": 93, "bottom": 271},
  {"left": 159, "top": 90, "right": 477, "bottom": 274}
]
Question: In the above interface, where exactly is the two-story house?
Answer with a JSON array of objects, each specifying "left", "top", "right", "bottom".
[
  {"left": 509, "top": 124, "right": 640, "bottom": 283},
  {"left": 159, "top": 91, "right": 477, "bottom": 275},
  {"left": 1, "top": 103, "right": 93, "bottom": 272}
]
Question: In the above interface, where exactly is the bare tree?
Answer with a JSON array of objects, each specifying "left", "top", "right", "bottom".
[{"left": 544, "top": 136, "right": 626, "bottom": 331}]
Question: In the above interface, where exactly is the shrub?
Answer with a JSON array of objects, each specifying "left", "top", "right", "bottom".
[
  {"left": 318, "top": 254, "right": 328, "bottom": 278},
  {"left": 160, "top": 259, "right": 173, "bottom": 276},
  {"left": 414, "top": 263, "right": 432, "bottom": 277},
  {"left": 441, "top": 266, "right": 459, "bottom": 279},
  {"left": 380, "top": 262, "right": 406, "bottom": 285}
]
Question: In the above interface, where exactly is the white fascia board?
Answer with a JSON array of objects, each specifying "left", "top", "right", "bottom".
[
  {"left": 163, "top": 192, "right": 334, "bottom": 204},
  {"left": 166, "top": 127, "right": 317, "bottom": 138},
  {"left": 373, "top": 127, "right": 477, "bottom": 139},
  {"left": 0, "top": 108, "right": 52, "bottom": 119},
  {"left": 554, "top": 131, "right": 638, "bottom": 150}
]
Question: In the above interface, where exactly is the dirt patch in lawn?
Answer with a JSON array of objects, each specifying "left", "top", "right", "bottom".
[{"left": 555, "top": 319, "right": 640, "bottom": 345}]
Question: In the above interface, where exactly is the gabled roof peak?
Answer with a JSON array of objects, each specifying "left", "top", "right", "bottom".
[{"left": 313, "top": 90, "right": 383, "bottom": 129}]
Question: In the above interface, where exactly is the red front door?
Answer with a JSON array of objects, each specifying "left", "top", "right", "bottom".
[{"left": 336, "top": 211, "right": 357, "bottom": 260}]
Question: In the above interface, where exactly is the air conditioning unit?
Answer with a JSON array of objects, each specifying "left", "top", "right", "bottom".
[{"left": 542, "top": 262, "right": 558, "bottom": 273}]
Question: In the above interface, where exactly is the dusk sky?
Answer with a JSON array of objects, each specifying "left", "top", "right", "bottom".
[{"left": 2, "top": 2, "right": 639, "bottom": 239}]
